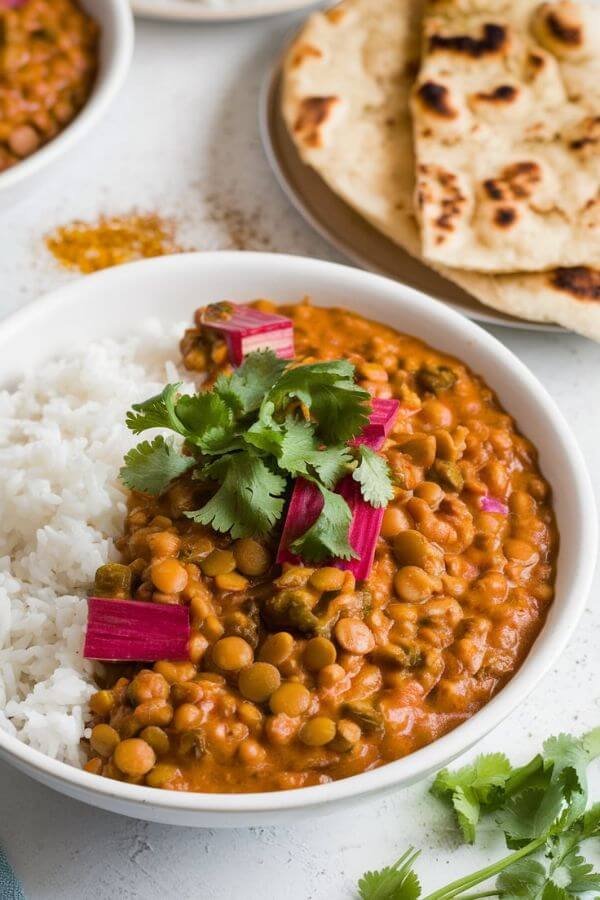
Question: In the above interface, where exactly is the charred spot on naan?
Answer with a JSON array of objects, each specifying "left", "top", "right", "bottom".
[
  {"left": 494, "top": 207, "right": 519, "bottom": 228},
  {"left": 417, "top": 164, "right": 467, "bottom": 243},
  {"left": 416, "top": 81, "right": 458, "bottom": 118},
  {"left": 325, "top": 6, "right": 346, "bottom": 24},
  {"left": 428, "top": 23, "right": 509, "bottom": 58},
  {"left": 483, "top": 162, "right": 543, "bottom": 203},
  {"left": 289, "top": 43, "right": 323, "bottom": 69},
  {"left": 531, "top": 2, "right": 585, "bottom": 58},
  {"left": 293, "top": 96, "right": 341, "bottom": 148},
  {"left": 550, "top": 267, "right": 600, "bottom": 301},
  {"left": 567, "top": 117, "right": 600, "bottom": 156},
  {"left": 474, "top": 85, "right": 518, "bottom": 104}
]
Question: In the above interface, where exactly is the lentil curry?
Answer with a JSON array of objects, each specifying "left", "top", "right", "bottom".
[
  {"left": 0, "top": 0, "right": 98, "bottom": 173},
  {"left": 85, "top": 302, "right": 557, "bottom": 793}
]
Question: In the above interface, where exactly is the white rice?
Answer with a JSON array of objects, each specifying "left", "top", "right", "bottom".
[{"left": 0, "top": 321, "right": 192, "bottom": 765}]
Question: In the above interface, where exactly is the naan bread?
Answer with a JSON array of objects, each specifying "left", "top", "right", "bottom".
[
  {"left": 281, "top": 0, "right": 600, "bottom": 341},
  {"left": 412, "top": 0, "right": 600, "bottom": 272}
]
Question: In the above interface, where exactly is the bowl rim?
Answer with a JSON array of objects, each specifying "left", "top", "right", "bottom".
[
  {"left": 0, "top": 250, "right": 596, "bottom": 816},
  {"left": 0, "top": 0, "right": 134, "bottom": 194}
]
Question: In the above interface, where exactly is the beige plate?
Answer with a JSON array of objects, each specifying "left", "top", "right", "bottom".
[
  {"left": 260, "top": 60, "right": 562, "bottom": 332},
  {"left": 131, "top": 0, "right": 319, "bottom": 22}
]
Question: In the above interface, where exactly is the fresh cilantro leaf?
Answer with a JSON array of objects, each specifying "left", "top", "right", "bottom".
[
  {"left": 432, "top": 753, "right": 513, "bottom": 843},
  {"left": 215, "top": 350, "right": 288, "bottom": 415},
  {"left": 119, "top": 436, "right": 195, "bottom": 495},
  {"left": 175, "top": 392, "right": 237, "bottom": 454},
  {"left": 582, "top": 727, "right": 600, "bottom": 764},
  {"left": 187, "top": 450, "right": 286, "bottom": 539},
  {"left": 496, "top": 858, "right": 548, "bottom": 899},
  {"left": 353, "top": 446, "right": 394, "bottom": 508},
  {"left": 307, "top": 444, "right": 353, "bottom": 489},
  {"left": 289, "top": 484, "right": 357, "bottom": 563},
  {"left": 126, "top": 383, "right": 183, "bottom": 435},
  {"left": 498, "top": 788, "right": 553, "bottom": 846},
  {"left": 264, "top": 359, "right": 372, "bottom": 443},
  {"left": 358, "top": 848, "right": 421, "bottom": 900}
]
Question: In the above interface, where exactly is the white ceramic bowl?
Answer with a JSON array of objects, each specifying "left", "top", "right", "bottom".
[
  {"left": 0, "top": 0, "right": 134, "bottom": 209},
  {"left": 0, "top": 252, "right": 595, "bottom": 827}
]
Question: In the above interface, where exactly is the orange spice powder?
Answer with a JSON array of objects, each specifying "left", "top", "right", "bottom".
[{"left": 45, "top": 212, "right": 184, "bottom": 274}]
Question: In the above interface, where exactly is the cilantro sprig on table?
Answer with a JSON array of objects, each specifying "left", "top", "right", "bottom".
[
  {"left": 358, "top": 727, "right": 600, "bottom": 900},
  {"left": 120, "top": 350, "right": 394, "bottom": 561}
]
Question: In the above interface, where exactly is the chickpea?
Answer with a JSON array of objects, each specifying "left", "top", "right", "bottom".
[
  {"left": 265, "top": 713, "right": 298, "bottom": 746},
  {"left": 269, "top": 682, "right": 311, "bottom": 717},
  {"left": 304, "top": 637, "right": 337, "bottom": 671},
  {"left": 200, "top": 549, "right": 236, "bottom": 577},
  {"left": 203, "top": 614, "right": 225, "bottom": 643},
  {"left": 188, "top": 632, "right": 209, "bottom": 665},
  {"left": 173, "top": 703, "right": 203, "bottom": 732},
  {"left": 154, "top": 660, "right": 197, "bottom": 684},
  {"left": 113, "top": 739, "right": 156, "bottom": 778},
  {"left": 318, "top": 663, "right": 347, "bottom": 688},
  {"left": 170, "top": 680, "right": 204, "bottom": 706},
  {"left": 393, "top": 530, "right": 442, "bottom": 574},
  {"left": 334, "top": 618, "right": 375, "bottom": 655},
  {"left": 380, "top": 506, "right": 410, "bottom": 540},
  {"left": 393, "top": 566, "right": 440, "bottom": 603},
  {"left": 134, "top": 700, "right": 174, "bottom": 728},
  {"left": 238, "top": 738, "right": 267, "bottom": 766},
  {"left": 400, "top": 435, "right": 437, "bottom": 468},
  {"left": 233, "top": 539, "right": 271, "bottom": 576},
  {"left": 212, "top": 636, "right": 254, "bottom": 671},
  {"left": 89, "top": 689, "right": 115, "bottom": 716},
  {"left": 299, "top": 716, "right": 336, "bottom": 747},
  {"left": 331, "top": 719, "right": 362, "bottom": 752},
  {"left": 9, "top": 125, "right": 40, "bottom": 158},
  {"left": 140, "top": 726, "right": 170, "bottom": 756},
  {"left": 127, "top": 670, "right": 170, "bottom": 705},
  {"left": 421, "top": 398, "right": 453, "bottom": 428},
  {"left": 238, "top": 701, "right": 263, "bottom": 731},
  {"left": 308, "top": 567, "right": 345, "bottom": 592},
  {"left": 215, "top": 572, "right": 249, "bottom": 592},
  {"left": 504, "top": 539, "right": 539, "bottom": 566},
  {"left": 145, "top": 764, "right": 181, "bottom": 789},
  {"left": 84, "top": 757, "right": 103, "bottom": 775},
  {"left": 414, "top": 482, "right": 444, "bottom": 509},
  {"left": 238, "top": 662, "right": 281, "bottom": 703},
  {"left": 147, "top": 531, "right": 180, "bottom": 559},
  {"left": 90, "top": 724, "right": 120, "bottom": 758},
  {"left": 258, "top": 632, "right": 295, "bottom": 667},
  {"left": 150, "top": 559, "right": 188, "bottom": 594}
]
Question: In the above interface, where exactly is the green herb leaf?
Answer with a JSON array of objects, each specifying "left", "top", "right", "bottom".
[
  {"left": 432, "top": 753, "right": 513, "bottom": 843},
  {"left": 308, "top": 444, "right": 354, "bottom": 489},
  {"left": 353, "top": 446, "right": 395, "bottom": 509},
  {"left": 126, "top": 383, "right": 183, "bottom": 435},
  {"left": 264, "top": 359, "right": 372, "bottom": 443},
  {"left": 496, "top": 858, "right": 549, "bottom": 899},
  {"left": 215, "top": 350, "right": 289, "bottom": 415},
  {"left": 358, "top": 849, "right": 421, "bottom": 900},
  {"left": 175, "top": 392, "right": 237, "bottom": 454},
  {"left": 290, "top": 484, "right": 357, "bottom": 563},
  {"left": 119, "top": 436, "right": 195, "bottom": 495},
  {"left": 186, "top": 450, "right": 286, "bottom": 539}
]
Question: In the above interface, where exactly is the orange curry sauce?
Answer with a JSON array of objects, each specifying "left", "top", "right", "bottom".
[{"left": 85, "top": 301, "right": 558, "bottom": 793}]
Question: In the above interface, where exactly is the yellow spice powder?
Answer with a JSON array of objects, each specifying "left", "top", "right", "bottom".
[{"left": 45, "top": 212, "right": 183, "bottom": 274}]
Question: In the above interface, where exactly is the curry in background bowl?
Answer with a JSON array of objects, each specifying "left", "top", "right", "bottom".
[
  {"left": 84, "top": 300, "right": 558, "bottom": 794},
  {"left": 0, "top": 0, "right": 99, "bottom": 173}
]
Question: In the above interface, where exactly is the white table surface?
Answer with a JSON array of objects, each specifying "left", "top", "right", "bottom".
[{"left": 0, "top": 10, "right": 599, "bottom": 900}]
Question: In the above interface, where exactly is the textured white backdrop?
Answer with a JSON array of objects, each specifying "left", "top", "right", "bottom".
[{"left": 0, "top": 12, "right": 598, "bottom": 900}]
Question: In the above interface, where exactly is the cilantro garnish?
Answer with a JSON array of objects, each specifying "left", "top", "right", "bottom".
[
  {"left": 120, "top": 350, "right": 393, "bottom": 562},
  {"left": 356, "top": 727, "right": 600, "bottom": 900}
]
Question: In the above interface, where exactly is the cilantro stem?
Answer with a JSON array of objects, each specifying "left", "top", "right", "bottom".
[
  {"left": 455, "top": 892, "right": 499, "bottom": 900},
  {"left": 421, "top": 836, "right": 547, "bottom": 900}
]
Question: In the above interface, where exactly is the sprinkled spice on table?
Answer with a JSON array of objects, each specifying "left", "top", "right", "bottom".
[{"left": 45, "top": 213, "right": 184, "bottom": 274}]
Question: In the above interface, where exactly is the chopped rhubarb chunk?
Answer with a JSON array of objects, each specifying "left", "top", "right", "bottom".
[
  {"left": 199, "top": 302, "right": 294, "bottom": 367},
  {"left": 84, "top": 597, "right": 190, "bottom": 662},
  {"left": 480, "top": 495, "right": 509, "bottom": 515},
  {"left": 277, "top": 398, "right": 399, "bottom": 579}
]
